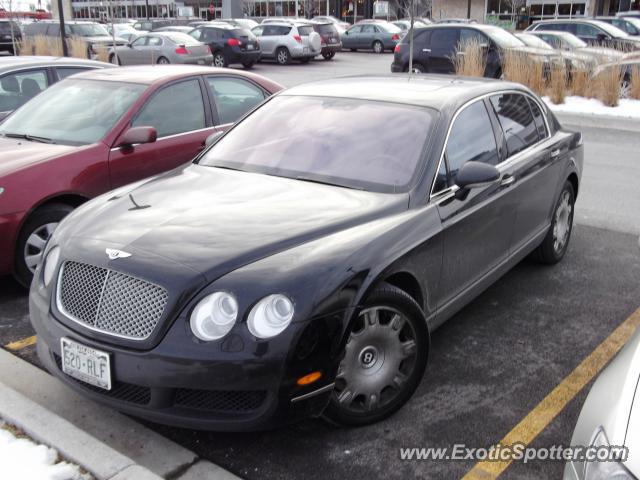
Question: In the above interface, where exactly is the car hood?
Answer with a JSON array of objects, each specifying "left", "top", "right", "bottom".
[
  {"left": 63, "top": 164, "right": 408, "bottom": 281},
  {"left": 508, "top": 45, "right": 557, "bottom": 57},
  {"left": 579, "top": 46, "right": 625, "bottom": 61},
  {"left": 0, "top": 137, "right": 79, "bottom": 177}
]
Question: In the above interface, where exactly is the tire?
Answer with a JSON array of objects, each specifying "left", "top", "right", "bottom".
[
  {"left": 213, "top": 51, "right": 228, "bottom": 68},
  {"left": 407, "top": 63, "right": 425, "bottom": 74},
  {"left": 350, "top": 48, "right": 357, "bottom": 52},
  {"left": 372, "top": 40, "right": 384, "bottom": 54},
  {"left": 534, "top": 180, "right": 575, "bottom": 265},
  {"left": 109, "top": 53, "right": 121, "bottom": 65},
  {"left": 276, "top": 47, "right": 291, "bottom": 65},
  {"left": 322, "top": 51, "right": 335, "bottom": 60},
  {"left": 14, "top": 203, "right": 74, "bottom": 288},
  {"left": 157, "top": 56, "right": 170, "bottom": 65},
  {"left": 323, "top": 283, "right": 429, "bottom": 427},
  {"left": 242, "top": 61, "right": 255, "bottom": 69}
]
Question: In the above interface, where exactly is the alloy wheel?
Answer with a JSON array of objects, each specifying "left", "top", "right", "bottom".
[
  {"left": 373, "top": 41, "right": 383, "bottom": 54},
  {"left": 553, "top": 190, "right": 572, "bottom": 253},
  {"left": 333, "top": 306, "right": 419, "bottom": 415},
  {"left": 214, "top": 53, "right": 226, "bottom": 67},
  {"left": 277, "top": 49, "right": 289, "bottom": 65},
  {"left": 23, "top": 222, "right": 58, "bottom": 273}
]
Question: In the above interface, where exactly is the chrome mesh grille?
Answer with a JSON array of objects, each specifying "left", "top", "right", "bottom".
[{"left": 58, "top": 261, "right": 168, "bottom": 340}]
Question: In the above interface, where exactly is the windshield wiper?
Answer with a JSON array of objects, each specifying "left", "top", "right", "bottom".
[
  {"left": 296, "top": 175, "right": 363, "bottom": 190},
  {"left": 3, "top": 133, "right": 54, "bottom": 144}
]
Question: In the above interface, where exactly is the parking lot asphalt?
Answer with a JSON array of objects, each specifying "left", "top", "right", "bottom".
[{"left": 1, "top": 52, "right": 639, "bottom": 480}]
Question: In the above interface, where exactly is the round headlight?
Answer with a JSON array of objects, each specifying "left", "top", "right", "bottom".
[
  {"left": 190, "top": 292, "right": 238, "bottom": 341},
  {"left": 247, "top": 294, "right": 294, "bottom": 339},
  {"left": 43, "top": 246, "right": 60, "bottom": 287}
]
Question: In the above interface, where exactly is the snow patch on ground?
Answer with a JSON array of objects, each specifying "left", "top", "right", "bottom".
[
  {"left": 0, "top": 423, "right": 89, "bottom": 480},
  {"left": 544, "top": 96, "right": 640, "bottom": 119}
]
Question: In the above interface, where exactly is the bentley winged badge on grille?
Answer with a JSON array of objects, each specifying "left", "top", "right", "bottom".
[{"left": 105, "top": 248, "right": 132, "bottom": 260}]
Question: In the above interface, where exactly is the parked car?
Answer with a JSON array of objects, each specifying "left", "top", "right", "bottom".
[
  {"left": 109, "top": 32, "right": 212, "bottom": 66},
  {"left": 0, "top": 65, "right": 283, "bottom": 286},
  {"left": 393, "top": 19, "right": 430, "bottom": 33},
  {"left": 597, "top": 16, "right": 640, "bottom": 36},
  {"left": 309, "top": 21, "right": 341, "bottom": 60},
  {"left": 527, "top": 30, "right": 625, "bottom": 63},
  {"left": 107, "top": 23, "right": 143, "bottom": 41},
  {"left": 28, "top": 75, "right": 582, "bottom": 431},
  {"left": 617, "top": 10, "right": 640, "bottom": 19},
  {"left": 221, "top": 18, "right": 259, "bottom": 30},
  {"left": 0, "top": 56, "right": 112, "bottom": 121},
  {"left": 436, "top": 18, "right": 477, "bottom": 24},
  {"left": 391, "top": 24, "right": 557, "bottom": 77},
  {"left": 341, "top": 21, "right": 402, "bottom": 53},
  {"left": 312, "top": 15, "right": 350, "bottom": 33},
  {"left": 190, "top": 24, "right": 260, "bottom": 68},
  {"left": 132, "top": 19, "right": 172, "bottom": 31},
  {"left": 152, "top": 26, "right": 195, "bottom": 34},
  {"left": 515, "top": 32, "right": 592, "bottom": 72},
  {"left": 251, "top": 21, "right": 320, "bottom": 64},
  {"left": 526, "top": 19, "right": 640, "bottom": 51},
  {"left": 24, "top": 21, "right": 128, "bottom": 57},
  {"left": 0, "top": 20, "right": 22, "bottom": 55},
  {"left": 564, "top": 326, "right": 640, "bottom": 480},
  {"left": 593, "top": 58, "right": 640, "bottom": 97}
]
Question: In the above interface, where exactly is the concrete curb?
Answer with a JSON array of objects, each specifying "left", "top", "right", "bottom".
[
  {"left": 0, "top": 348, "right": 241, "bottom": 480},
  {"left": 554, "top": 111, "right": 640, "bottom": 132}
]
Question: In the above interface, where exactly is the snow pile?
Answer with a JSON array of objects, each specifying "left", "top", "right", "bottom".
[
  {"left": 0, "top": 424, "right": 89, "bottom": 480},
  {"left": 544, "top": 96, "right": 640, "bottom": 119}
]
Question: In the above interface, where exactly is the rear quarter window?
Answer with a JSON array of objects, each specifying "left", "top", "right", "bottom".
[{"left": 297, "top": 25, "right": 314, "bottom": 36}]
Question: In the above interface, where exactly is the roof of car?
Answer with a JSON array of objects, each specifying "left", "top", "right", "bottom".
[
  {"left": 532, "top": 18, "right": 613, "bottom": 26},
  {"left": 69, "top": 65, "right": 270, "bottom": 86},
  {"left": 0, "top": 56, "right": 112, "bottom": 73},
  {"left": 281, "top": 75, "right": 528, "bottom": 111}
]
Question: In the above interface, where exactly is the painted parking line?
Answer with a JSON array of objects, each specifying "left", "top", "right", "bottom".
[
  {"left": 4, "top": 336, "right": 37, "bottom": 351},
  {"left": 462, "top": 306, "right": 640, "bottom": 480}
]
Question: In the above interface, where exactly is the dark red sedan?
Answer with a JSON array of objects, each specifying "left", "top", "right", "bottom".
[{"left": 0, "top": 65, "right": 283, "bottom": 286}]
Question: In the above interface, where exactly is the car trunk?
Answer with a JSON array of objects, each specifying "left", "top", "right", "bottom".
[{"left": 298, "top": 25, "right": 321, "bottom": 53}]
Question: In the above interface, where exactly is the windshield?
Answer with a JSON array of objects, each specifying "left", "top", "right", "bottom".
[
  {"left": 517, "top": 33, "right": 553, "bottom": 49},
  {"left": 485, "top": 26, "right": 525, "bottom": 48},
  {"left": 380, "top": 23, "right": 402, "bottom": 33},
  {"left": 0, "top": 79, "right": 145, "bottom": 146},
  {"left": 0, "top": 21, "right": 19, "bottom": 34},
  {"left": 199, "top": 96, "right": 435, "bottom": 193},
  {"left": 558, "top": 32, "right": 588, "bottom": 47},
  {"left": 596, "top": 21, "right": 629, "bottom": 37},
  {"left": 70, "top": 23, "right": 110, "bottom": 37},
  {"left": 164, "top": 32, "right": 201, "bottom": 45}
]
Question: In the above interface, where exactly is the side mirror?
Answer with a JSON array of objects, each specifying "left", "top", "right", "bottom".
[
  {"left": 127, "top": 42, "right": 133, "bottom": 48},
  {"left": 596, "top": 33, "right": 608, "bottom": 42},
  {"left": 116, "top": 126, "right": 157, "bottom": 148},
  {"left": 205, "top": 130, "right": 224, "bottom": 147},
  {"left": 454, "top": 161, "right": 500, "bottom": 193}
]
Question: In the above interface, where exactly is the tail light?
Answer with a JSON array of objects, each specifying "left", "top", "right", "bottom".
[
  {"left": 175, "top": 46, "right": 190, "bottom": 55},
  {"left": 293, "top": 35, "right": 302, "bottom": 43},
  {"left": 227, "top": 38, "right": 241, "bottom": 47},
  {"left": 394, "top": 44, "right": 401, "bottom": 53},
  {"left": 392, "top": 34, "right": 400, "bottom": 41}
]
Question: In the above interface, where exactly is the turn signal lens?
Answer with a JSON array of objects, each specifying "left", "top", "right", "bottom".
[
  {"left": 190, "top": 292, "right": 238, "bottom": 341},
  {"left": 297, "top": 371, "right": 322, "bottom": 386}
]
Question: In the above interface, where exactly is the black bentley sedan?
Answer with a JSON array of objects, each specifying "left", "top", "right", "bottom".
[{"left": 29, "top": 76, "right": 583, "bottom": 431}]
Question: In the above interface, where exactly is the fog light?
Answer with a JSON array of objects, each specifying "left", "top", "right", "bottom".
[{"left": 297, "top": 371, "right": 322, "bottom": 386}]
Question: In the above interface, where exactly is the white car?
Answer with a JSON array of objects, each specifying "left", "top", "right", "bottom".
[
  {"left": 564, "top": 326, "right": 640, "bottom": 479},
  {"left": 251, "top": 21, "right": 321, "bottom": 64}
]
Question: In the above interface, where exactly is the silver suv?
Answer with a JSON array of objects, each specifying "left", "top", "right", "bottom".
[{"left": 252, "top": 21, "right": 321, "bottom": 64}]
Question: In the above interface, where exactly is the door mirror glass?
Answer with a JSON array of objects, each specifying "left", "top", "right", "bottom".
[{"left": 454, "top": 161, "right": 500, "bottom": 190}]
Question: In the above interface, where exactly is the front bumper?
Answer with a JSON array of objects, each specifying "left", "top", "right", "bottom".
[{"left": 30, "top": 281, "right": 347, "bottom": 431}]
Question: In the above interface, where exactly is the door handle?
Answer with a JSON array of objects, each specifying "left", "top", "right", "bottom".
[
  {"left": 456, "top": 51, "right": 465, "bottom": 56},
  {"left": 422, "top": 48, "right": 431, "bottom": 52},
  {"left": 550, "top": 149, "right": 561, "bottom": 158},
  {"left": 500, "top": 175, "right": 516, "bottom": 187}
]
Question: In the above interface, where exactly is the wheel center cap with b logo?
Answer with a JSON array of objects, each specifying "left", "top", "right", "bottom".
[{"left": 359, "top": 346, "right": 379, "bottom": 368}]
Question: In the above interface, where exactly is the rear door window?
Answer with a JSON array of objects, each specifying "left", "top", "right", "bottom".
[
  {"left": 133, "top": 79, "right": 206, "bottom": 137},
  {"left": 430, "top": 28, "right": 459, "bottom": 54},
  {"left": 445, "top": 100, "right": 499, "bottom": 182},
  {"left": 207, "top": 77, "right": 266, "bottom": 125},
  {"left": 297, "top": 25, "right": 314, "bottom": 36},
  {"left": 0, "top": 69, "right": 49, "bottom": 113},
  {"left": 489, "top": 94, "right": 539, "bottom": 157},
  {"left": 527, "top": 98, "right": 548, "bottom": 141}
]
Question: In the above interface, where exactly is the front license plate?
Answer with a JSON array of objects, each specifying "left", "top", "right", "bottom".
[
  {"left": 61, "top": 338, "right": 111, "bottom": 390},
  {"left": 247, "top": 44, "right": 254, "bottom": 50}
]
